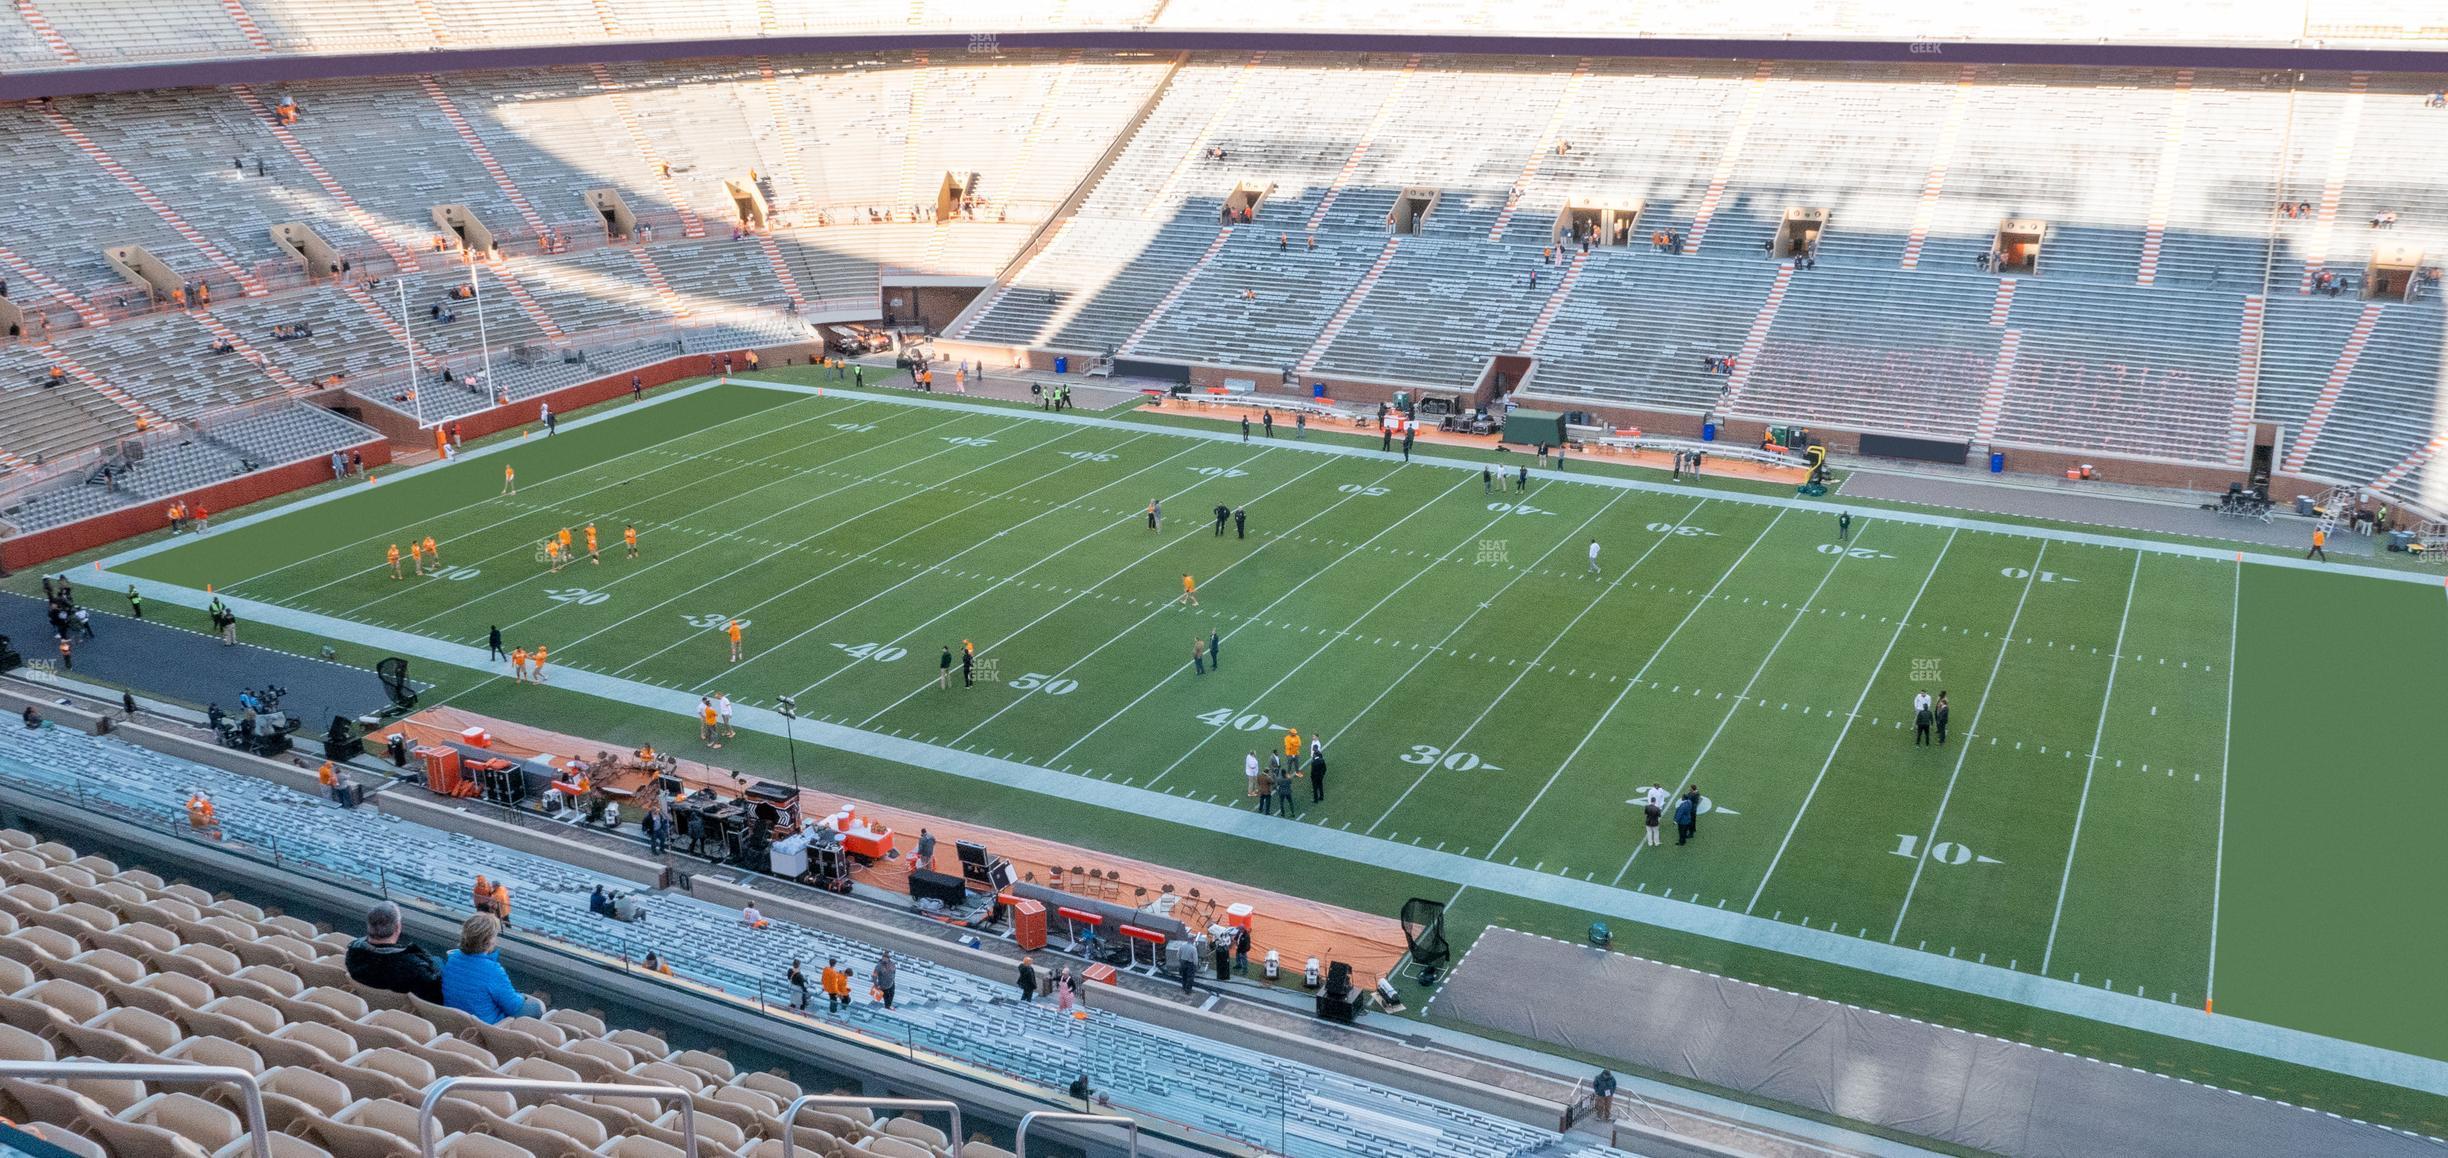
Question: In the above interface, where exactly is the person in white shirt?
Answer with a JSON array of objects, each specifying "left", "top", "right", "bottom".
[
  {"left": 1587, "top": 539, "right": 1602, "bottom": 575},
  {"left": 1644, "top": 783, "right": 1669, "bottom": 813},
  {"left": 1245, "top": 751, "right": 1261, "bottom": 798},
  {"left": 741, "top": 904, "right": 767, "bottom": 929},
  {"left": 715, "top": 692, "right": 735, "bottom": 739},
  {"left": 1913, "top": 689, "right": 1932, "bottom": 716}
]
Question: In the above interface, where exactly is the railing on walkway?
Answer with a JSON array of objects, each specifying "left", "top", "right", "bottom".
[
  {"left": 0, "top": 1060, "right": 270, "bottom": 1158},
  {"left": 1016, "top": 1109, "right": 1140, "bottom": 1156}
]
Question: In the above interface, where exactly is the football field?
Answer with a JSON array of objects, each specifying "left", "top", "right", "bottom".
[{"left": 104, "top": 378, "right": 2448, "bottom": 1129}]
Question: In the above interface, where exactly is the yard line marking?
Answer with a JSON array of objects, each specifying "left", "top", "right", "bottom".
[
  {"left": 705, "top": 434, "right": 1195, "bottom": 685},
  {"left": 354, "top": 411, "right": 974, "bottom": 621},
  {"left": 1494, "top": 508, "right": 1784, "bottom": 865},
  {"left": 1059, "top": 466, "right": 1466, "bottom": 770},
  {"left": 1366, "top": 491, "right": 1681, "bottom": 835},
  {"left": 837, "top": 449, "right": 1321, "bottom": 723},
  {"left": 2041, "top": 551, "right": 2142, "bottom": 975},
  {"left": 1131, "top": 480, "right": 1544, "bottom": 789},
  {"left": 2207, "top": 558, "right": 2241, "bottom": 1005},
  {"left": 233, "top": 392, "right": 864, "bottom": 595},
  {"left": 1612, "top": 512, "right": 1845, "bottom": 884},
  {"left": 781, "top": 444, "right": 1288, "bottom": 702},
  {"left": 1750, "top": 529, "right": 1957, "bottom": 912},
  {"left": 388, "top": 412, "right": 1000, "bottom": 630},
  {"left": 594, "top": 424, "right": 1133, "bottom": 680},
  {"left": 280, "top": 401, "right": 875, "bottom": 605},
  {"left": 1890, "top": 541, "right": 2049, "bottom": 942},
  {"left": 933, "top": 454, "right": 1386, "bottom": 741}
]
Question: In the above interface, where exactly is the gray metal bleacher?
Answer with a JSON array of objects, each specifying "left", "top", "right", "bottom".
[
  {"left": 0, "top": 721, "right": 1624, "bottom": 1158},
  {"left": 2, "top": 401, "right": 369, "bottom": 532}
]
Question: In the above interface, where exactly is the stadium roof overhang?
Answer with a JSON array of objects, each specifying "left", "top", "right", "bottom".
[{"left": 6, "top": 29, "right": 2448, "bottom": 102}]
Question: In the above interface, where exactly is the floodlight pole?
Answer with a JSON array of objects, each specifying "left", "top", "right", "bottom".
[
  {"left": 469, "top": 259, "right": 496, "bottom": 406},
  {"left": 397, "top": 275, "right": 421, "bottom": 429}
]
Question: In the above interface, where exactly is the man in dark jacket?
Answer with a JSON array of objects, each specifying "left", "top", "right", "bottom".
[
  {"left": 1674, "top": 788, "right": 1699, "bottom": 845},
  {"left": 1017, "top": 956, "right": 1038, "bottom": 1003},
  {"left": 345, "top": 901, "right": 444, "bottom": 1003}
]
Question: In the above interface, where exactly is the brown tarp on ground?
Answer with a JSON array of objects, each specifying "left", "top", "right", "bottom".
[
  {"left": 381, "top": 708, "right": 1408, "bottom": 985},
  {"left": 1433, "top": 927, "right": 2446, "bottom": 1158}
]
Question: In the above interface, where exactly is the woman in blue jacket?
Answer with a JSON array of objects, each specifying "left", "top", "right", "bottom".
[{"left": 442, "top": 913, "right": 542, "bottom": 1023}]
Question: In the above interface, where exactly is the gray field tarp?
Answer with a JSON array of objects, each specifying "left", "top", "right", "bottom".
[{"left": 1435, "top": 928, "right": 2447, "bottom": 1158}]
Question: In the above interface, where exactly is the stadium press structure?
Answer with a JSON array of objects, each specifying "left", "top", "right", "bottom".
[{"left": 1, "top": 2, "right": 2447, "bottom": 1157}]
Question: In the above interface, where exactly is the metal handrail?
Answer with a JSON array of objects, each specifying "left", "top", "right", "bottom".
[
  {"left": 0, "top": 1061, "right": 270, "bottom": 1158},
  {"left": 1015, "top": 1110, "right": 1139, "bottom": 1156},
  {"left": 779, "top": 1095, "right": 963, "bottom": 1157},
  {"left": 417, "top": 1076, "right": 699, "bottom": 1158}
]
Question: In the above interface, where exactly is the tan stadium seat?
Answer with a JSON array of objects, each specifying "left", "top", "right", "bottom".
[
  {"left": 347, "top": 1046, "right": 435, "bottom": 1091},
  {"left": 136, "top": 971, "right": 218, "bottom": 1010},
  {"left": 209, "top": 898, "right": 267, "bottom": 923},
  {"left": 434, "top": 1134, "right": 527, "bottom": 1158},
  {"left": 881, "top": 1116, "right": 949, "bottom": 1150},
  {"left": 197, "top": 995, "right": 284, "bottom": 1035},
  {"left": 671, "top": 1109, "right": 747, "bottom": 1152},
  {"left": 167, "top": 942, "right": 246, "bottom": 977},
  {"left": 501, "top": 1054, "right": 580, "bottom": 1088},
  {"left": 542, "top": 1007, "right": 607, "bottom": 1038},
  {"left": 231, "top": 965, "right": 307, "bottom": 999},
  {"left": 21, "top": 978, "right": 109, "bottom": 1023},
  {"left": 163, "top": 1034, "right": 267, "bottom": 1074},
  {"left": 596, "top": 1136, "right": 688, "bottom": 1158},
  {"left": 0, "top": 1022, "right": 52, "bottom": 1062},
  {"left": 603, "top": 1028, "right": 668, "bottom": 1060},
  {"left": 160, "top": 883, "right": 216, "bottom": 908},
  {"left": 270, "top": 1019, "right": 358, "bottom": 1062},
  {"left": 299, "top": 986, "right": 369, "bottom": 1021},
  {"left": 0, "top": 956, "right": 35, "bottom": 993},
  {"left": 2, "top": 925, "right": 81, "bottom": 963},
  {"left": 254, "top": 934, "right": 329, "bottom": 964},
  {"left": 54, "top": 901, "right": 120, "bottom": 932},
  {"left": 63, "top": 948, "right": 147, "bottom": 986},
  {"left": 709, "top": 1084, "right": 781, "bottom": 1118},
  {"left": 198, "top": 916, "right": 263, "bottom": 944},
  {"left": 331, "top": 1095, "right": 423, "bottom": 1140},
  {"left": 117, "top": 1091, "right": 243, "bottom": 1154},
  {"left": 259, "top": 914, "right": 319, "bottom": 941},
  {"left": 498, "top": 1014, "right": 569, "bottom": 1046},
  {"left": 419, "top": 1035, "right": 500, "bottom": 1072},
  {"left": 67, "top": 854, "right": 119, "bottom": 877},
  {"left": 509, "top": 1101, "right": 608, "bottom": 1149},
  {"left": 86, "top": 1006, "right": 182, "bottom": 1054},
  {"left": 119, "top": 867, "right": 167, "bottom": 890},
  {"left": 215, "top": 1131, "right": 330, "bottom": 1158},
  {"left": 260, "top": 1067, "right": 353, "bottom": 1117},
  {"left": 852, "top": 1134, "right": 934, "bottom": 1158},
  {"left": 93, "top": 922, "right": 181, "bottom": 958},
  {"left": 959, "top": 1142, "right": 1018, "bottom": 1158},
  {"left": 311, "top": 932, "right": 357, "bottom": 954},
  {"left": 729, "top": 1067, "right": 798, "bottom": 1106},
  {"left": 27, "top": 842, "right": 75, "bottom": 864},
  {"left": 631, "top": 1059, "right": 710, "bottom": 1090},
  {"left": 668, "top": 1048, "right": 734, "bottom": 1083},
  {"left": 561, "top": 1038, "right": 637, "bottom": 1072},
  {"left": 289, "top": 1114, "right": 420, "bottom": 1158},
  {"left": 151, "top": 898, "right": 207, "bottom": 923},
  {"left": 0, "top": 883, "right": 60, "bottom": 911},
  {"left": 0, "top": 829, "right": 34, "bottom": 850},
  {"left": 358, "top": 1008, "right": 439, "bottom": 1043}
]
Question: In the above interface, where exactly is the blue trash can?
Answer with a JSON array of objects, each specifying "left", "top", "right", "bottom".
[
  {"left": 1053, "top": 356, "right": 1067, "bottom": 375},
  {"left": 1312, "top": 382, "right": 1327, "bottom": 399},
  {"left": 1990, "top": 451, "right": 2005, "bottom": 473},
  {"left": 1701, "top": 421, "right": 1716, "bottom": 442}
]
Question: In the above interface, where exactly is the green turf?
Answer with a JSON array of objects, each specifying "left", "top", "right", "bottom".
[{"left": 104, "top": 381, "right": 2448, "bottom": 1133}]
